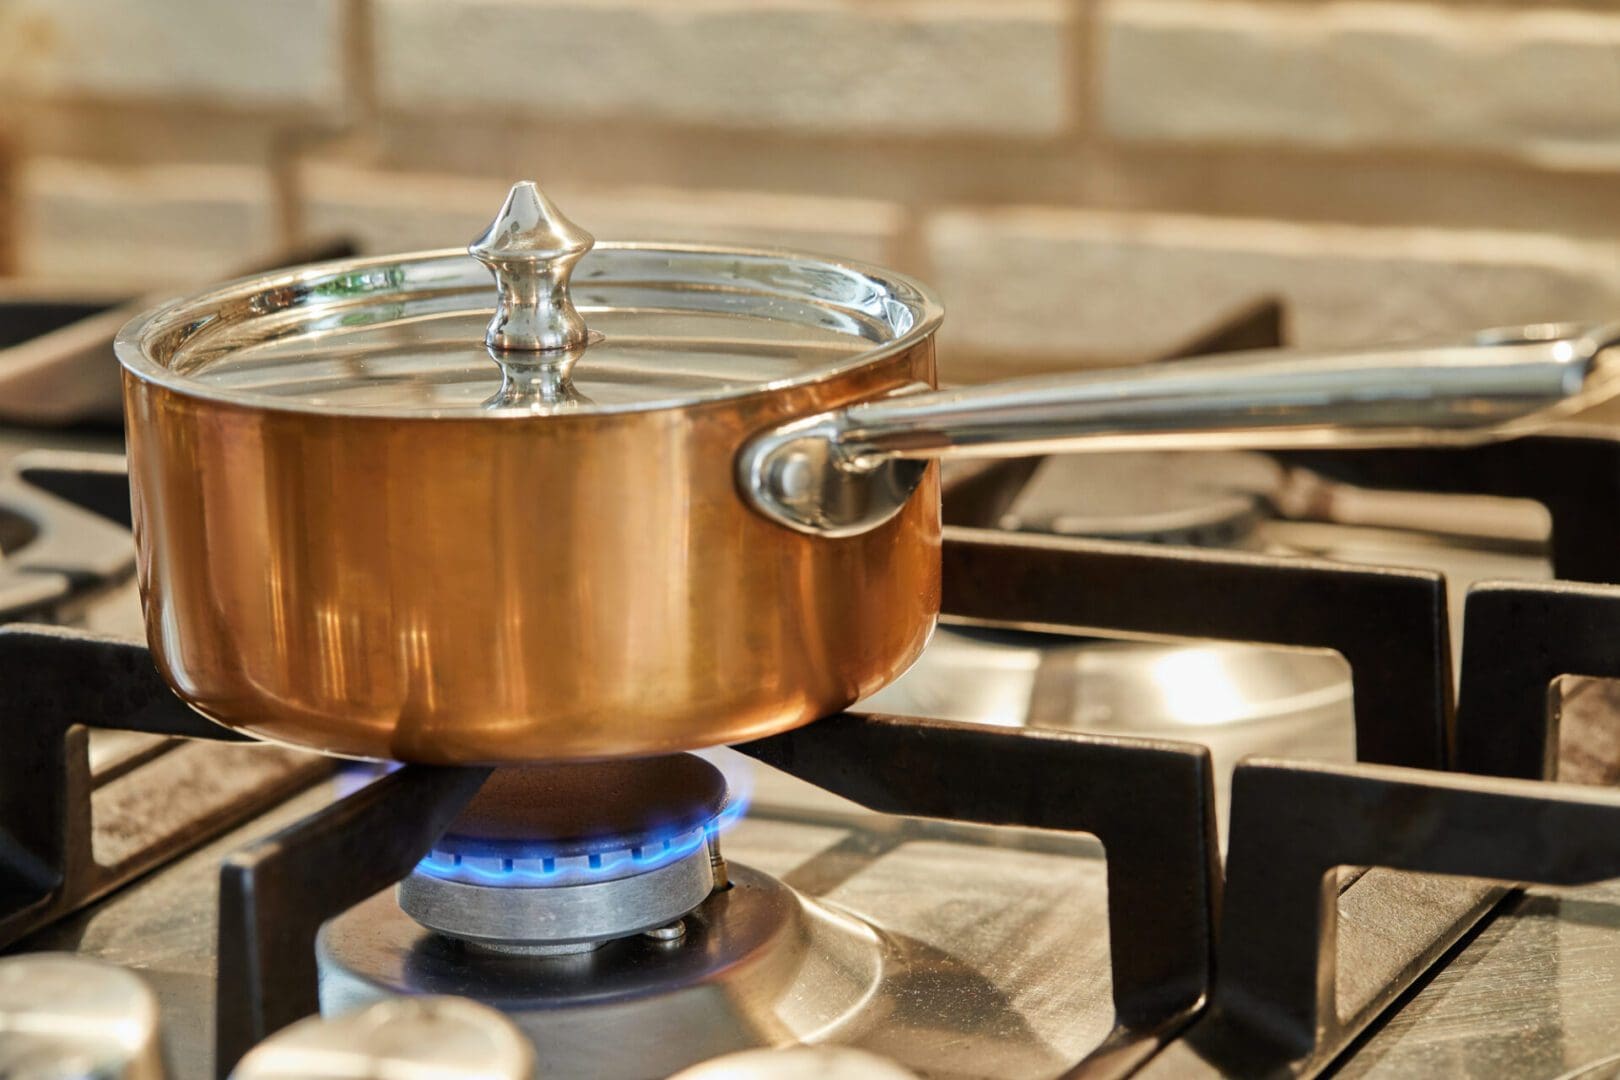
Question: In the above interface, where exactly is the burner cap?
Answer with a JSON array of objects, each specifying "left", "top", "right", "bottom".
[
  {"left": 437, "top": 754, "right": 727, "bottom": 860},
  {"left": 400, "top": 755, "right": 728, "bottom": 950},
  {"left": 999, "top": 451, "right": 1284, "bottom": 547}
]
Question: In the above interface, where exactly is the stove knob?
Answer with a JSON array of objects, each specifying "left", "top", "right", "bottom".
[
  {"left": 228, "top": 996, "right": 532, "bottom": 1080},
  {"left": 0, "top": 953, "right": 164, "bottom": 1080},
  {"left": 669, "top": 1047, "right": 920, "bottom": 1079}
]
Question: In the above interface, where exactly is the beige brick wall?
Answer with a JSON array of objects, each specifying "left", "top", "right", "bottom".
[
  {"left": 0, "top": 0, "right": 346, "bottom": 111},
  {"left": 375, "top": 0, "right": 1076, "bottom": 137},
  {"left": 300, "top": 163, "right": 906, "bottom": 264},
  {"left": 1101, "top": 1, "right": 1620, "bottom": 168},
  {"left": 928, "top": 207, "right": 1620, "bottom": 364},
  {"left": 16, "top": 158, "right": 279, "bottom": 284},
  {"left": 3, "top": 0, "right": 1620, "bottom": 381}
]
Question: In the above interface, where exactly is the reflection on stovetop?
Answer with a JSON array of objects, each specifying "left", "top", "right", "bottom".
[
  {"left": 863, "top": 628, "right": 1355, "bottom": 837},
  {"left": 1341, "top": 879, "right": 1620, "bottom": 1080},
  {"left": 1339, "top": 676, "right": 1620, "bottom": 1080}
]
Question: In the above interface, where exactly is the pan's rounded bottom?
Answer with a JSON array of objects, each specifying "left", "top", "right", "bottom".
[{"left": 167, "top": 637, "right": 933, "bottom": 764}]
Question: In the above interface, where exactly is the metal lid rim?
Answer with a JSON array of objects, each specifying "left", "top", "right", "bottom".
[{"left": 112, "top": 241, "right": 945, "bottom": 421}]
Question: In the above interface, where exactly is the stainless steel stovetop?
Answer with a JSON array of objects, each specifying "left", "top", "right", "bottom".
[{"left": 13, "top": 300, "right": 1620, "bottom": 1079}]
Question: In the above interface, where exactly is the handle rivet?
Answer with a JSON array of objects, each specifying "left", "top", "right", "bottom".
[{"left": 776, "top": 453, "right": 816, "bottom": 503}]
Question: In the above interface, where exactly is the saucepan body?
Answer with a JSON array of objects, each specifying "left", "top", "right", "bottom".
[
  {"left": 121, "top": 359, "right": 941, "bottom": 764},
  {"left": 117, "top": 246, "right": 942, "bottom": 764}
]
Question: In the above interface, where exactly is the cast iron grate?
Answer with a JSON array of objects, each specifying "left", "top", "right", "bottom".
[{"left": 0, "top": 452, "right": 134, "bottom": 622}]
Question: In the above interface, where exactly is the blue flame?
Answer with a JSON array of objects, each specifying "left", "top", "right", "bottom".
[
  {"left": 414, "top": 792, "right": 749, "bottom": 887},
  {"left": 334, "top": 760, "right": 400, "bottom": 798}
]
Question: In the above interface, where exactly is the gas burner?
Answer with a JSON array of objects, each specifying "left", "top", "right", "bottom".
[
  {"left": 319, "top": 864, "right": 885, "bottom": 1079},
  {"left": 321, "top": 748, "right": 882, "bottom": 1077},
  {"left": 398, "top": 756, "right": 729, "bottom": 954},
  {"left": 997, "top": 451, "right": 1285, "bottom": 547},
  {"left": 865, "top": 627, "right": 1351, "bottom": 738},
  {"left": 860, "top": 626, "right": 1354, "bottom": 832}
]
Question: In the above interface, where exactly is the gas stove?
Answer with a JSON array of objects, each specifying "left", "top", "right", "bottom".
[{"left": 11, "top": 300, "right": 1620, "bottom": 1078}]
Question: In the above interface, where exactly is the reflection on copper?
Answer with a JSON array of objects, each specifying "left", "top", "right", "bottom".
[{"left": 480, "top": 340, "right": 596, "bottom": 414}]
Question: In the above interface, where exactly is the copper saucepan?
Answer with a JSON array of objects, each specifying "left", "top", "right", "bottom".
[{"left": 114, "top": 182, "right": 1620, "bottom": 763}]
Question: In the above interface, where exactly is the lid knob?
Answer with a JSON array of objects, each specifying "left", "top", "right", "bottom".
[{"left": 469, "top": 181, "right": 594, "bottom": 352}]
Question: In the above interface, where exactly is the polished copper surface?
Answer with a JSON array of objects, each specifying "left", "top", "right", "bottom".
[{"left": 122, "top": 341, "right": 939, "bottom": 763}]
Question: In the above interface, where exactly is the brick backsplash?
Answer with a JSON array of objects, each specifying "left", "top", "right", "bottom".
[
  {"left": 1101, "top": 0, "right": 1620, "bottom": 168},
  {"left": 300, "top": 163, "right": 906, "bottom": 264},
  {"left": 3, "top": 0, "right": 1620, "bottom": 379},
  {"left": 0, "top": 0, "right": 346, "bottom": 112},
  {"left": 927, "top": 206, "right": 1620, "bottom": 367},
  {"left": 17, "top": 158, "right": 278, "bottom": 286},
  {"left": 375, "top": 0, "right": 1076, "bottom": 138}
]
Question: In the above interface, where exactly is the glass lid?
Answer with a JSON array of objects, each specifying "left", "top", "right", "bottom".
[{"left": 115, "top": 182, "right": 942, "bottom": 419}]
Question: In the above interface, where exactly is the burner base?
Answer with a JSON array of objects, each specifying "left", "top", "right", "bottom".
[{"left": 317, "top": 864, "right": 887, "bottom": 1078}]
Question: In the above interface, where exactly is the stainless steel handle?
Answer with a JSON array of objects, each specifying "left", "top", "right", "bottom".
[{"left": 738, "top": 322, "right": 1620, "bottom": 537}]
